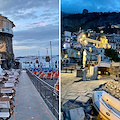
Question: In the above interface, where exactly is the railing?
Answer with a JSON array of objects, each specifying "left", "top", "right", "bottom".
[
  {"left": 26, "top": 70, "right": 59, "bottom": 119},
  {"left": 0, "top": 27, "right": 13, "bottom": 35}
]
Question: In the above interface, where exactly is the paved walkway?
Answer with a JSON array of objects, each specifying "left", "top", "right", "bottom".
[
  {"left": 61, "top": 70, "right": 113, "bottom": 104},
  {"left": 10, "top": 70, "right": 56, "bottom": 120}
]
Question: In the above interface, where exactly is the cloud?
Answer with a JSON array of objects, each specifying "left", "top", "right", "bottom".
[
  {"left": 26, "top": 22, "right": 48, "bottom": 28},
  {"left": 41, "top": 12, "right": 59, "bottom": 17},
  {"left": 0, "top": 0, "right": 59, "bottom": 57},
  {"left": 0, "top": 0, "right": 59, "bottom": 20},
  {"left": 13, "top": 45, "right": 38, "bottom": 50},
  {"left": 61, "top": 0, "right": 120, "bottom": 13},
  {"left": 12, "top": 23, "right": 59, "bottom": 56},
  {"left": 13, "top": 24, "right": 59, "bottom": 42}
]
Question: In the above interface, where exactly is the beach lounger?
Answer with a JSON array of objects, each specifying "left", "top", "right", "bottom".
[
  {"left": 39, "top": 73, "right": 46, "bottom": 79},
  {"left": 52, "top": 71, "right": 56, "bottom": 75},
  {"left": 0, "top": 100, "right": 14, "bottom": 120},
  {"left": 36, "top": 71, "right": 42, "bottom": 76},
  {"left": 0, "top": 87, "right": 15, "bottom": 100},
  {"left": 46, "top": 72, "right": 53, "bottom": 80},
  {"left": 33, "top": 71, "right": 37, "bottom": 74},
  {"left": 4, "top": 83, "right": 15, "bottom": 87},
  {"left": 53, "top": 72, "right": 59, "bottom": 80}
]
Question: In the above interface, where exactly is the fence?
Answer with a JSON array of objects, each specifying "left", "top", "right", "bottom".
[{"left": 26, "top": 70, "right": 59, "bottom": 119}]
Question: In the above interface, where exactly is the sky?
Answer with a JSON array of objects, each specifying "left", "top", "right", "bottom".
[
  {"left": 0, "top": 0, "right": 59, "bottom": 57},
  {"left": 61, "top": 0, "right": 120, "bottom": 13}
]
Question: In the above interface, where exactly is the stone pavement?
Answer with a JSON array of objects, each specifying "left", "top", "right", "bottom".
[
  {"left": 10, "top": 70, "right": 56, "bottom": 120},
  {"left": 61, "top": 70, "right": 113, "bottom": 104}
]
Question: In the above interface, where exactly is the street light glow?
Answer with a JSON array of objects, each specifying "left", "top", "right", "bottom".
[
  {"left": 84, "top": 40, "right": 88, "bottom": 46},
  {"left": 82, "top": 34, "right": 86, "bottom": 38},
  {"left": 79, "top": 38, "right": 82, "bottom": 42},
  {"left": 89, "top": 47, "right": 92, "bottom": 52},
  {"left": 78, "top": 51, "right": 80, "bottom": 55}
]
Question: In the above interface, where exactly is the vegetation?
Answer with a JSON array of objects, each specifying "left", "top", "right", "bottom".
[
  {"left": 104, "top": 48, "right": 120, "bottom": 62},
  {"left": 61, "top": 11, "right": 120, "bottom": 33}
]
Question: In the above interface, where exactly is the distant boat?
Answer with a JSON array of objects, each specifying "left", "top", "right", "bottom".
[
  {"left": 93, "top": 91, "right": 120, "bottom": 120},
  {"left": 23, "top": 62, "right": 29, "bottom": 64},
  {"left": 16, "top": 56, "right": 25, "bottom": 58}
]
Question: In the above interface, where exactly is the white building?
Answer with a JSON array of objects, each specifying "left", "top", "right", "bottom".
[
  {"left": 77, "top": 32, "right": 111, "bottom": 61},
  {"left": 106, "top": 34, "right": 120, "bottom": 57},
  {"left": 62, "top": 31, "right": 71, "bottom": 49}
]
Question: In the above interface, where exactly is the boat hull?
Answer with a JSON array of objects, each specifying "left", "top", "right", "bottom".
[{"left": 93, "top": 91, "right": 120, "bottom": 120}]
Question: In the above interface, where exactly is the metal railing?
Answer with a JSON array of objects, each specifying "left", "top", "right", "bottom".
[{"left": 26, "top": 70, "right": 59, "bottom": 119}]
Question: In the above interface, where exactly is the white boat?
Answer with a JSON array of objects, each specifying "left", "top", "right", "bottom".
[{"left": 93, "top": 91, "right": 120, "bottom": 120}]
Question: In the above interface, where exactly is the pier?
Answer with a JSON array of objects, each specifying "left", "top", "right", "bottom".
[{"left": 10, "top": 70, "right": 57, "bottom": 120}]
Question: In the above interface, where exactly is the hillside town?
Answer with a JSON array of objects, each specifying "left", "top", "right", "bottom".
[
  {"left": 61, "top": 26, "right": 120, "bottom": 64},
  {"left": 61, "top": 24, "right": 120, "bottom": 119}
]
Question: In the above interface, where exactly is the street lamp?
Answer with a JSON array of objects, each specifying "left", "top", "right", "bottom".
[
  {"left": 82, "top": 34, "right": 86, "bottom": 38},
  {"left": 78, "top": 51, "right": 80, "bottom": 55}
]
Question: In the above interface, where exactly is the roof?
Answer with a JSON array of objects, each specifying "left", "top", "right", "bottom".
[{"left": 0, "top": 15, "right": 15, "bottom": 27}]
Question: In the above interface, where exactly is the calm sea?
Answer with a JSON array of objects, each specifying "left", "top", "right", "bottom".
[{"left": 17, "top": 55, "right": 59, "bottom": 69}]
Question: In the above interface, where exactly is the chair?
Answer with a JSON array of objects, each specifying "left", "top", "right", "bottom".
[
  {"left": 53, "top": 72, "right": 59, "bottom": 80},
  {"left": 33, "top": 71, "right": 37, "bottom": 75},
  {"left": 46, "top": 72, "right": 53, "bottom": 80},
  {"left": 38, "top": 72, "right": 43, "bottom": 75},
  {"left": 52, "top": 71, "right": 56, "bottom": 76},
  {"left": 39, "top": 73, "right": 46, "bottom": 79},
  {"left": 36, "top": 71, "right": 42, "bottom": 76}
]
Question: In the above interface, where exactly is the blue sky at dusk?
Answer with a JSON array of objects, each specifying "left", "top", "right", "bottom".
[
  {"left": 61, "top": 0, "right": 120, "bottom": 13},
  {"left": 0, "top": 0, "right": 59, "bottom": 57}
]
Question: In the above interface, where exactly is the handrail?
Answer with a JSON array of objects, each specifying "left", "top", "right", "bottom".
[
  {"left": 26, "top": 69, "right": 59, "bottom": 119},
  {"left": 30, "top": 71, "right": 58, "bottom": 91}
]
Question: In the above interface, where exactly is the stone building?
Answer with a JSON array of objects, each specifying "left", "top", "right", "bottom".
[{"left": 0, "top": 15, "right": 15, "bottom": 69}]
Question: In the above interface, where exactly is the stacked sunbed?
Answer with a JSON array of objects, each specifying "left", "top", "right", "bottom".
[{"left": 0, "top": 69, "right": 21, "bottom": 120}]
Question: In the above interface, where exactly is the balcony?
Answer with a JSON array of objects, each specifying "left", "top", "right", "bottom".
[{"left": 0, "top": 27, "right": 13, "bottom": 35}]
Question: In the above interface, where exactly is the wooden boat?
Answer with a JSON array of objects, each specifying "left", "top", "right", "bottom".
[{"left": 93, "top": 91, "right": 120, "bottom": 120}]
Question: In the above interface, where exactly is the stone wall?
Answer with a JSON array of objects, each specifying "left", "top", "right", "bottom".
[
  {"left": 110, "top": 62, "right": 120, "bottom": 76},
  {"left": 102, "top": 81, "right": 120, "bottom": 100},
  {"left": 0, "top": 32, "right": 14, "bottom": 69}
]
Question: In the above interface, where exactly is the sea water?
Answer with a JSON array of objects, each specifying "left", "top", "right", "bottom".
[{"left": 17, "top": 55, "right": 59, "bottom": 69}]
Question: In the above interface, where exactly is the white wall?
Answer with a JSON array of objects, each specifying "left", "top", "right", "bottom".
[{"left": 64, "top": 31, "right": 71, "bottom": 37}]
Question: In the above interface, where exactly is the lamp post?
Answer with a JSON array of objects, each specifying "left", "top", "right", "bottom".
[
  {"left": 50, "top": 41, "right": 53, "bottom": 69},
  {"left": 79, "top": 34, "right": 88, "bottom": 68}
]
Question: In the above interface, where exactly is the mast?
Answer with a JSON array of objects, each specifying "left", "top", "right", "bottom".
[
  {"left": 50, "top": 41, "right": 53, "bottom": 69},
  {"left": 38, "top": 50, "right": 40, "bottom": 66}
]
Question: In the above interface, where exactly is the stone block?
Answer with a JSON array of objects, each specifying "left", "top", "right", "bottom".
[{"left": 69, "top": 107, "right": 85, "bottom": 120}]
